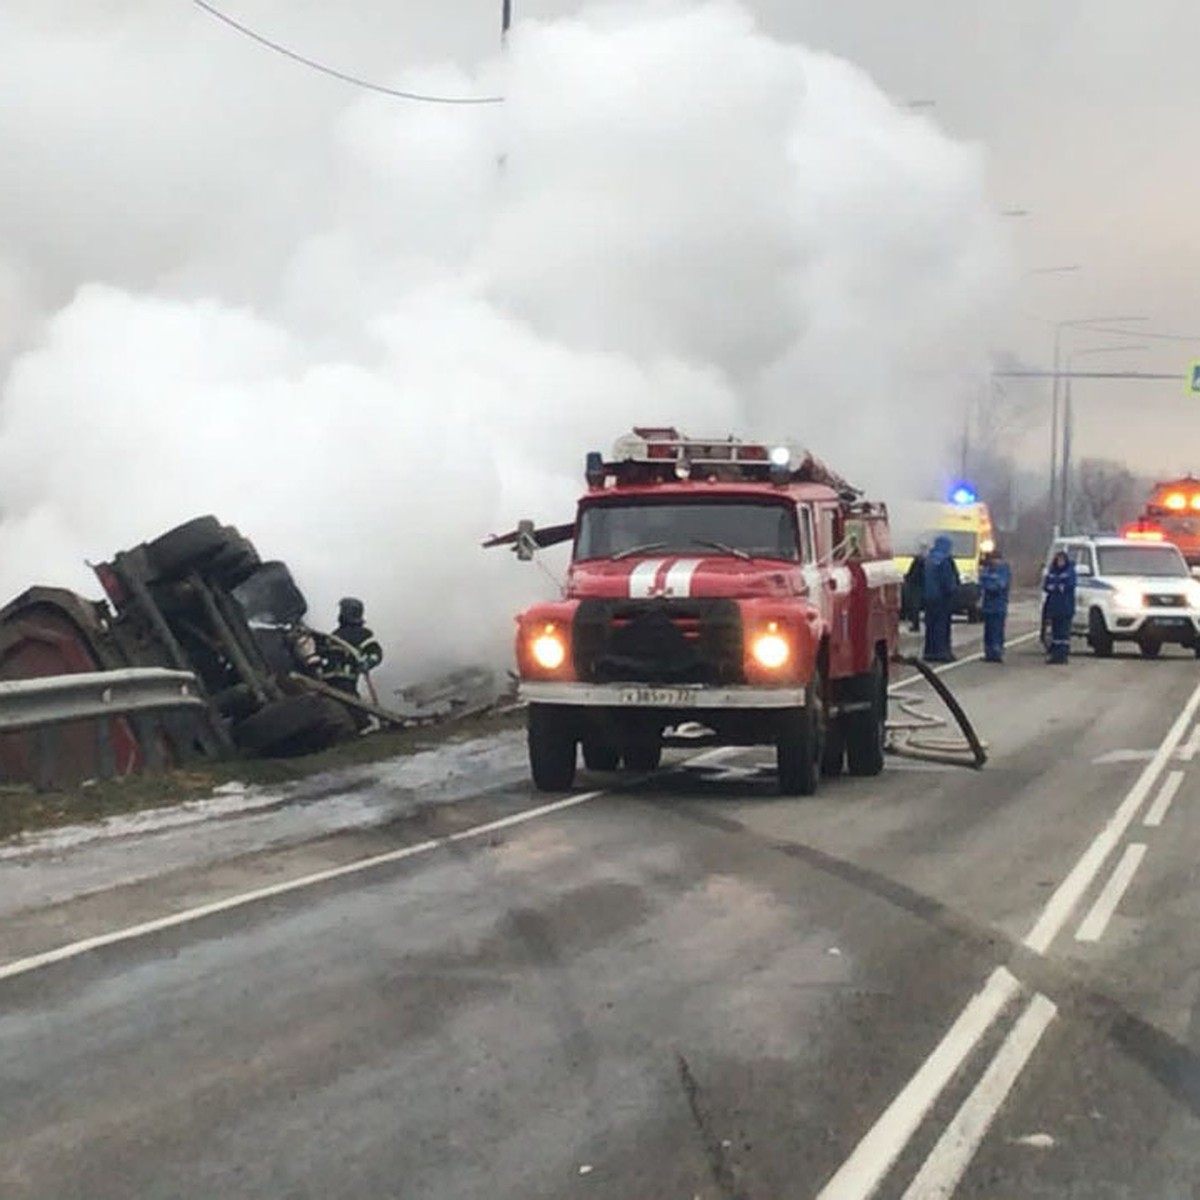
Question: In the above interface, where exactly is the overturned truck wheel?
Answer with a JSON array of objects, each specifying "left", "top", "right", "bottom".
[
  {"left": 234, "top": 694, "right": 357, "bottom": 758},
  {"left": 147, "top": 516, "right": 234, "bottom": 581}
]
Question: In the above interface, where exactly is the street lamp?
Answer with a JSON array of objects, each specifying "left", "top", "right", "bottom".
[
  {"left": 1048, "top": 315, "right": 1149, "bottom": 523},
  {"left": 1060, "top": 343, "right": 1148, "bottom": 531}
]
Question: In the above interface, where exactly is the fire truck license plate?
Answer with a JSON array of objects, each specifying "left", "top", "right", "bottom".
[{"left": 619, "top": 686, "right": 696, "bottom": 707}]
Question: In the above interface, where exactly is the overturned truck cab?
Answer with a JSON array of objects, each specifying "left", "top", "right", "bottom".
[{"left": 488, "top": 428, "right": 901, "bottom": 795}]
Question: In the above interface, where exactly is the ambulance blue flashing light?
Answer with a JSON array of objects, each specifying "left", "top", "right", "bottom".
[{"left": 949, "top": 483, "right": 978, "bottom": 506}]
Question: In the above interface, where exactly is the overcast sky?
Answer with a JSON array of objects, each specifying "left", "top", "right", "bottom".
[{"left": 520, "top": 0, "right": 1200, "bottom": 473}]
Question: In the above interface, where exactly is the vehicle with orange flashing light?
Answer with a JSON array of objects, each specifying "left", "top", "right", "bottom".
[
  {"left": 485, "top": 428, "right": 901, "bottom": 795},
  {"left": 1122, "top": 476, "right": 1200, "bottom": 568}
]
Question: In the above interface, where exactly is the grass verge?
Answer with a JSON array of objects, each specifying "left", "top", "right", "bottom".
[{"left": 0, "top": 706, "right": 526, "bottom": 843}]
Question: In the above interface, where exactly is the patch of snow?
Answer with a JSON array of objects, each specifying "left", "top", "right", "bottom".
[{"left": 0, "top": 731, "right": 530, "bottom": 916}]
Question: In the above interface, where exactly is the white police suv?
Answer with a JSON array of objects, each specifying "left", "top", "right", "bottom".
[{"left": 1047, "top": 535, "right": 1200, "bottom": 658}]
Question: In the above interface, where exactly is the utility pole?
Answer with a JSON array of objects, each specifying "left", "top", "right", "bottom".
[{"left": 497, "top": 1, "right": 512, "bottom": 175}]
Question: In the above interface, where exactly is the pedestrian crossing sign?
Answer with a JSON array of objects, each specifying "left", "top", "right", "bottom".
[{"left": 1190, "top": 361, "right": 1200, "bottom": 394}]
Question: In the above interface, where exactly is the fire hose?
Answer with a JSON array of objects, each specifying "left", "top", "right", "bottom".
[{"left": 885, "top": 655, "right": 988, "bottom": 769}]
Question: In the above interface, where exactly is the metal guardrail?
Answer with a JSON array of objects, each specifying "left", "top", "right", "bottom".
[{"left": 0, "top": 669, "right": 206, "bottom": 734}]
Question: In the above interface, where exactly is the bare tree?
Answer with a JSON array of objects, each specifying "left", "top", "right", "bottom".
[{"left": 1070, "top": 458, "right": 1139, "bottom": 531}]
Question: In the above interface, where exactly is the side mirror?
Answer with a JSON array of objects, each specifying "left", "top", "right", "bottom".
[
  {"left": 515, "top": 519, "right": 537, "bottom": 562},
  {"left": 1075, "top": 563, "right": 1092, "bottom": 577}
]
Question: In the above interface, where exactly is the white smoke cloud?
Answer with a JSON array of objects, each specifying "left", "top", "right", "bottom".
[{"left": 0, "top": 0, "right": 1010, "bottom": 686}]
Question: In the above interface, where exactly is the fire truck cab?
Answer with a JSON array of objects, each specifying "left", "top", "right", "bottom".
[
  {"left": 490, "top": 428, "right": 901, "bottom": 796},
  {"left": 1124, "top": 477, "right": 1200, "bottom": 569}
]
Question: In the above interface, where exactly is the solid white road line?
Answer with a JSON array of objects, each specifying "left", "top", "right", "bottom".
[
  {"left": 1023, "top": 677, "right": 1200, "bottom": 955},
  {"left": 1177, "top": 723, "right": 1200, "bottom": 763},
  {"left": 0, "top": 789, "right": 608, "bottom": 985},
  {"left": 1074, "top": 843, "right": 1148, "bottom": 943},
  {"left": 900, "top": 994, "right": 1058, "bottom": 1200},
  {"left": 1144, "top": 770, "right": 1185, "bottom": 828},
  {"left": 889, "top": 632, "right": 1041, "bottom": 694},
  {"left": 813, "top": 967, "right": 1021, "bottom": 1200}
]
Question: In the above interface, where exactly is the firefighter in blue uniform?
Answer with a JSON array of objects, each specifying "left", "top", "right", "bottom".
[
  {"left": 1042, "top": 551, "right": 1076, "bottom": 664},
  {"left": 922, "top": 534, "right": 960, "bottom": 662},
  {"left": 322, "top": 597, "right": 384, "bottom": 697},
  {"left": 979, "top": 548, "right": 1011, "bottom": 663}
]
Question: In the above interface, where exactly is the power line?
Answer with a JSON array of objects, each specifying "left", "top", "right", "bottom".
[{"left": 189, "top": 0, "right": 504, "bottom": 105}]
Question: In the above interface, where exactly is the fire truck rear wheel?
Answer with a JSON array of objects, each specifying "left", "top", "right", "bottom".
[
  {"left": 582, "top": 739, "right": 621, "bottom": 771},
  {"left": 845, "top": 659, "right": 887, "bottom": 777},
  {"left": 777, "top": 692, "right": 819, "bottom": 796},
  {"left": 528, "top": 703, "right": 578, "bottom": 792},
  {"left": 821, "top": 714, "right": 845, "bottom": 778}
]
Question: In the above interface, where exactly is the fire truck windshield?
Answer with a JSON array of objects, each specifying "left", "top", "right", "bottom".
[
  {"left": 576, "top": 500, "right": 800, "bottom": 562},
  {"left": 1097, "top": 545, "right": 1188, "bottom": 577}
]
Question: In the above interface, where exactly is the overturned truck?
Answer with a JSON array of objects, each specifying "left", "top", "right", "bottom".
[{"left": 0, "top": 517, "right": 364, "bottom": 787}]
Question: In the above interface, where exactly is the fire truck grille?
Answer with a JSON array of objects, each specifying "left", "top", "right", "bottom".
[{"left": 573, "top": 599, "right": 743, "bottom": 685}]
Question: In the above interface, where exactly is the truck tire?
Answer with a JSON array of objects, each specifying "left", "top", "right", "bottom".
[
  {"left": 528, "top": 703, "right": 577, "bottom": 791},
  {"left": 623, "top": 740, "right": 662, "bottom": 772},
  {"left": 777, "top": 691, "right": 819, "bottom": 796},
  {"left": 148, "top": 516, "right": 232, "bottom": 580},
  {"left": 845, "top": 659, "right": 887, "bottom": 777},
  {"left": 207, "top": 532, "right": 261, "bottom": 589},
  {"left": 821, "top": 712, "right": 845, "bottom": 778},
  {"left": 1088, "top": 608, "right": 1114, "bottom": 658},
  {"left": 234, "top": 693, "right": 355, "bottom": 757},
  {"left": 582, "top": 740, "right": 620, "bottom": 771}
]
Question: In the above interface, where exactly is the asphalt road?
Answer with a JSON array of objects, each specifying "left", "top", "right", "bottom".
[{"left": 3, "top": 613, "right": 1200, "bottom": 1199}]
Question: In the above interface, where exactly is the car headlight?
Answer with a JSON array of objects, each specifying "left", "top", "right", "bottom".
[
  {"left": 751, "top": 623, "right": 790, "bottom": 670},
  {"left": 530, "top": 626, "right": 567, "bottom": 670},
  {"left": 1112, "top": 586, "right": 1142, "bottom": 611}
]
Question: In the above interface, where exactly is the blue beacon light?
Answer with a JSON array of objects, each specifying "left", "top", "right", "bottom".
[{"left": 949, "top": 483, "right": 978, "bottom": 506}]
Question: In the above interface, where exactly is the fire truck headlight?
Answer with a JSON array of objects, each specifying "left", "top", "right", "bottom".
[
  {"left": 531, "top": 628, "right": 567, "bottom": 670},
  {"left": 751, "top": 624, "right": 790, "bottom": 670}
]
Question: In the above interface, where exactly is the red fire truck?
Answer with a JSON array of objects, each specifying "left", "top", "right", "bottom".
[
  {"left": 1123, "top": 476, "right": 1200, "bottom": 567},
  {"left": 487, "top": 428, "right": 901, "bottom": 795}
]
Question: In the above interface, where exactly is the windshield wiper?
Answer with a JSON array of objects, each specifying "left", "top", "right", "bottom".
[
  {"left": 609, "top": 542, "right": 668, "bottom": 560},
  {"left": 690, "top": 538, "right": 752, "bottom": 560}
]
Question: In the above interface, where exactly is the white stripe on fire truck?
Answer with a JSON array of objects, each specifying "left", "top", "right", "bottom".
[
  {"left": 663, "top": 558, "right": 702, "bottom": 598},
  {"left": 629, "top": 559, "right": 668, "bottom": 598}
]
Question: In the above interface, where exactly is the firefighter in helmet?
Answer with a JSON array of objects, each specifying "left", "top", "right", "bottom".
[{"left": 321, "top": 597, "right": 383, "bottom": 697}]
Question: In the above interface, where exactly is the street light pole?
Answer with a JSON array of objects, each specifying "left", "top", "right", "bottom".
[
  {"left": 1059, "top": 343, "right": 1147, "bottom": 531},
  {"left": 1047, "top": 315, "right": 1148, "bottom": 527}
]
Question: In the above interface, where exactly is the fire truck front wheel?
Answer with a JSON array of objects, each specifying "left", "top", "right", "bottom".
[
  {"left": 845, "top": 659, "right": 887, "bottom": 777},
  {"left": 777, "top": 691, "right": 820, "bottom": 796},
  {"left": 528, "top": 703, "right": 578, "bottom": 792}
]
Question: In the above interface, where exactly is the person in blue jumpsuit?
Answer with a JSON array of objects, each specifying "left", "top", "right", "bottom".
[
  {"left": 922, "top": 534, "right": 960, "bottom": 662},
  {"left": 979, "top": 549, "right": 1011, "bottom": 662},
  {"left": 1042, "top": 550, "right": 1076, "bottom": 664}
]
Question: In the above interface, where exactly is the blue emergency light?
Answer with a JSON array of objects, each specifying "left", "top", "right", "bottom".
[
  {"left": 949, "top": 483, "right": 978, "bottom": 506},
  {"left": 585, "top": 451, "right": 605, "bottom": 487}
]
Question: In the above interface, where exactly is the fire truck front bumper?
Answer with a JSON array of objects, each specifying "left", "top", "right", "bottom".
[{"left": 518, "top": 681, "right": 808, "bottom": 709}]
